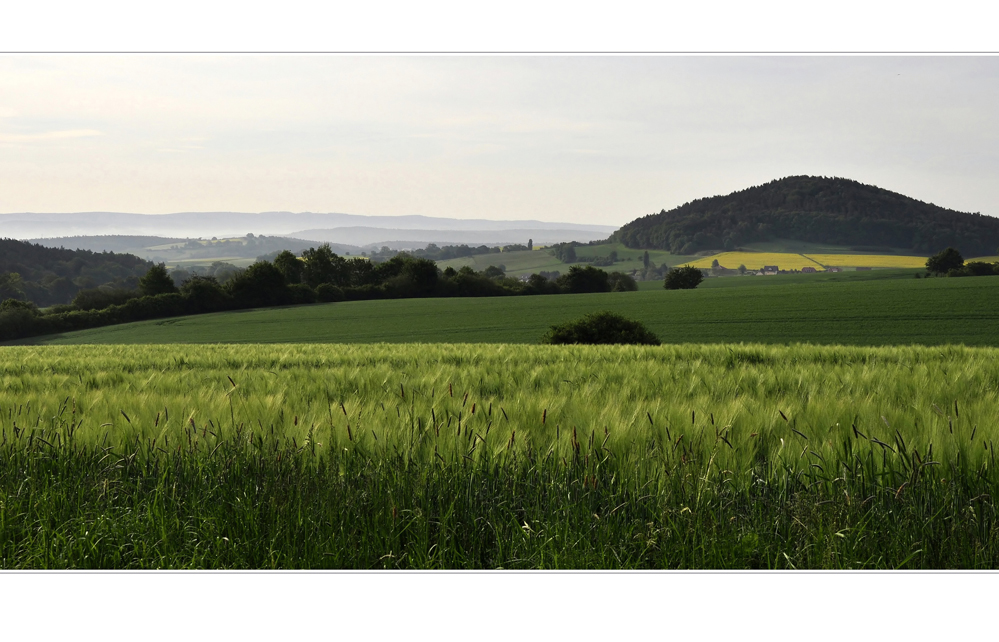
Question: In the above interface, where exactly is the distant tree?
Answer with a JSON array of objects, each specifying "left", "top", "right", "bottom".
[
  {"left": 607, "top": 271, "right": 638, "bottom": 292},
  {"left": 738, "top": 264, "right": 747, "bottom": 275},
  {"left": 711, "top": 258, "right": 720, "bottom": 268},
  {"left": 541, "top": 311, "right": 660, "bottom": 346},
  {"left": 664, "top": 265, "right": 704, "bottom": 290},
  {"left": 556, "top": 265, "right": 611, "bottom": 293},
  {"left": 563, "top": 245, "right": 577, "bottom": 263},
  {"left": 273, "top": 250, "right": 303, "bottom": 284},
  {"left": 528, "top": 238, "right": 533, "bottom": 251},
  {"left": 180, "top": 276, "right": 230, "bottom": 313},
  {"left": 225, "top": 261, "right": 291, "bottom": 308},
  {"left": 483, "top": 265, "right": 506, "bottom": 279},
  {"left": 643, "top": 251, "right": 650, "bottom": 269},
  {"left": 926, "top": 247, "right": 964, "bottom": 275},
  {"left": 302, "top": 244, "right": 347, "bottom": 288},
  {"left": 139, "top": 263, "right": 178, "bottom": 296},
  {"left": 0, "top": 272, "right": 26, "bottom": 301}
]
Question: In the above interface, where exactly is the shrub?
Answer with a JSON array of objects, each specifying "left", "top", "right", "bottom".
[
  {"left": 964, "top": 261, "right": 999, "bottom": 277},
  {"left": 541, "top": 311, "right": 661, "bottom": 345},
  {"left": 288, "top": 283, "right": 317, "bottom": 304},
  {"left": 664, "top": 265, "right": 705, "bottom": 290},
  {"left": 316, "top": 283, "right": 345, "bottom": 303}
]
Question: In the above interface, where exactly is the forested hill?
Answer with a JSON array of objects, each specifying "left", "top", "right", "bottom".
[
  {"left": 0, "top": 238, "right": 152, "bottom": 306},
  {"left": 612, "top": 176, "right": 999, "bottom": 256}
]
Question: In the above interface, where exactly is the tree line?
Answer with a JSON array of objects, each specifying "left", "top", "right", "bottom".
[{"left": 0, "top": 245, "right": 637, "bottom": 342}]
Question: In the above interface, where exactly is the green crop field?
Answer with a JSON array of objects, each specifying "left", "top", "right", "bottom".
[
  {"left": 14, "top": 273, "right": 999, "bottom": 347},
  {"left": 434, "top": 244, "right": 695, "bottom": 278},
  {"left": 3, "top": 342, "right": 999, "bottom": 568}
]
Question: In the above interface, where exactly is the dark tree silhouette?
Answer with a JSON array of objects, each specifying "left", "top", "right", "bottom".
[
  {"left": 541, "top": 311, "right": 660, "bottom": 345},
  {"left": 664, "top": 265, "right": 704, "bottom": 290},
  {"left": 926, "top": 247, "right": 964, "bottom": 274}
]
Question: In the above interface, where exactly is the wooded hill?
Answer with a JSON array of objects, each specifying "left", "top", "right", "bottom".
[
  {"left": 612, "top": 176, "right": 999, "bottom": 257},
  {"left": 0, "top": 238, "right": 152, "bottom": 306}
]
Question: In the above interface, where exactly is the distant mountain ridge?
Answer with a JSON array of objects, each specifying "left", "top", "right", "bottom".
[
  {"left": 612, "top": 176, "right": 999, "bottom": 257},
  {"left": 0, "top": 211, "right": 616, "bottom": 241},
  {"left": 290, "top": 227, "right": 611, "bottom": 248}
]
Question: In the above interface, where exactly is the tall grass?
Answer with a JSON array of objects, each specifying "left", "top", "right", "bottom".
[{"left": 2, "top": 343, "right": 999, "bottom": 568}]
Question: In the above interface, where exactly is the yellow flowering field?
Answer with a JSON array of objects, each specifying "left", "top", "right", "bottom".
[
  {"left": 804, "top": 254, "right": 927, "bottom": 268},
  {"left": 686, "top": 252, "right": 823, "bottom": 270},
  {"left": 688, "top": 252, "right": 927, "bottom": 270}
]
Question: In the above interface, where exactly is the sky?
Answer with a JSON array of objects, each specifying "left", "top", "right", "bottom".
[{"left": 1, "top": 55, "right": 998, "bottom": 226}]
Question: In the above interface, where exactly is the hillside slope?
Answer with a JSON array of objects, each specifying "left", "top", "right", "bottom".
[
  {"left": 612, "top": 176, "right": 999, "bottom": 256},
  {"left": 0, "top": 238, "right": 151, "bottom": 306}
]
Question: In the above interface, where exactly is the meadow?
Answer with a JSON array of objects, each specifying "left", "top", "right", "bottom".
[
  {"left": 15, "top": 273, "right": 999, "bottom": 347},
  {"left": 3, "top": 342, "right": 999, "bottom": 568}
]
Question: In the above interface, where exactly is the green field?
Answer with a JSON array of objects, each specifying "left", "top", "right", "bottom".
[
  {"left": 3, "top": 342, "right": 999, "bottom": 568},
  {"left": 434, "top": 243, "right": 694, "bottom": 278},
  {"left": 14, "top": 273, "right": 999, "bottom": 347}
]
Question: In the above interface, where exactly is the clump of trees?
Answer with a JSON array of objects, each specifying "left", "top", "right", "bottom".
[
  {"left": 541, "top": 311, "right": 660, "bottom": 345},
  {"left": 925, "top": 247, "right": 999, "bottom": 278},
  {"left": 664, "top": 265, "right": 705, "bottom": 290}
]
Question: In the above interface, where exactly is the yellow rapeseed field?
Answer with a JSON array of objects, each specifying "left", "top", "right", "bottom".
[
  {"left": 688, "top": 252, "right": 927, "bottom": 270},
  {"left": 686, "top": 252, "right": 823, "bottom": 270},
  {"left": 804, "top": 254, "right": 926, "bottom": 268}
]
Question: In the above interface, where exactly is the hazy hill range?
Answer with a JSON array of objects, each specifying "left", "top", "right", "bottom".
[
  {"left": 612, "top": 176, "right": 999, "bottom": 257},
  {"left": 27, "top": 235, "right": 359, "bottom": 263},
  {"left": 290, "top": 227, "right": 611, "bottom": 248},
  {"left": 1, "top": 211, "right": 616, "bottom": 246}
]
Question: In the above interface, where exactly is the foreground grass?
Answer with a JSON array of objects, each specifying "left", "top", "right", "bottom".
[
  {"left": 15, "top": 273, "right": 999, "bottom": 346},
  {"left": 2, "top": 343, "right": 999, "bottom": 568}
]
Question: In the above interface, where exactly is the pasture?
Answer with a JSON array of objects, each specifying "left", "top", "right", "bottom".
[
  {"left": 3, "top": 342, "right": 999, "bottom": 568},
  {"left": 14, "top": 274, "right": 999, "bottom": 347}
]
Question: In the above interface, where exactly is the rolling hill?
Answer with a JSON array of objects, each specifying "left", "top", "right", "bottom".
[{"left": 612, "top": 176, "right": 999, "bottom": 257}]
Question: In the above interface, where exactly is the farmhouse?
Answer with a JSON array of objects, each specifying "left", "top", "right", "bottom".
[
  {"left": 801, "top": 266, "right": 817, "bottom": 273},
  {"left": 762, "top": 265, "right": 778, "bottom": 275}
]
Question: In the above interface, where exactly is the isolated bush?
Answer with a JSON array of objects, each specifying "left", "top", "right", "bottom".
[
  {"left": 926, "top": 247, "right": 964, "bottom": 275},
  {"left": 664, "top": 265, "right": 705, "bottom": 290},
  {"left": 541, "top": 311, "right": 661, "bottom": 345}
]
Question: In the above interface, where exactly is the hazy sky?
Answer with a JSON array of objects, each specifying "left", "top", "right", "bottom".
[{"left": 1, "top": 55, "right": 997, "bottom": 226}]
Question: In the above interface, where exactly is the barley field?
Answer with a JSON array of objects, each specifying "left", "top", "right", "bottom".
[{"left": 3, "top": 342, "right": 999, "bottom": 568}]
